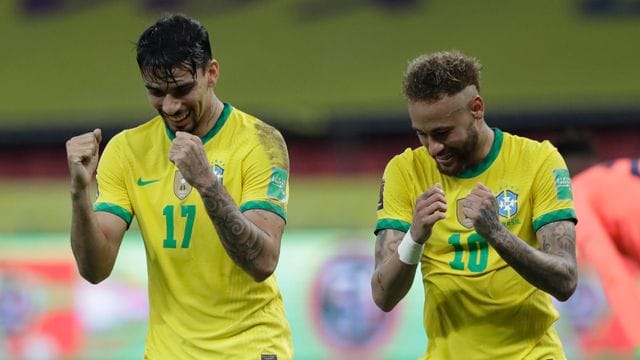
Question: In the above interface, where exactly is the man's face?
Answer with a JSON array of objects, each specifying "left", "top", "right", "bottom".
[
  {"left": 408, "top": 90, "right": 482, "bottom": 176},
  {"left": 143, "top": 64, "right": 216, "bottom": 137}
]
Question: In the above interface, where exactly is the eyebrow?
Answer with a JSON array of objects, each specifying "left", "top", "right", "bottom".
[
  {"left": 145, "top": 80, "right": 197, "bottom": 92},
  {"left": 412, "top": 125, "right": 453, "bottom": 133}
]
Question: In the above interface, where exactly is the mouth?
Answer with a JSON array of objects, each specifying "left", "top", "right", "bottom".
[
  {"left": 435, "top": 152, "right": 455, "bottom": 167},
  {"left": 165, "top": 111, "right": 192, "bottom": 129}
]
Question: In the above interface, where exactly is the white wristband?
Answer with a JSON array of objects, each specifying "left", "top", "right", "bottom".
[{"left": 397, "top": 229, "right": 424, "bottom": 265}]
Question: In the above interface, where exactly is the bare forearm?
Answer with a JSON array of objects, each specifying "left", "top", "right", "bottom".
[
  {"left": 70, "top": 188, "right": 114, "bottom": 284},
  {"left": 372, "top": 256, "right": 417, "bottom": 312},
  {"left": 371, "top": 229, "right": 419, "bottom": 311},
  {"left": 484, "top": 225, "right": 577, "bottom": 301},
  {"left": 198, "top": 182, "right": 276, "bottom": 281}
]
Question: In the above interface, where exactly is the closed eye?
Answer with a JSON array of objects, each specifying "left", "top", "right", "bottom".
[{"left": 172, "top": 83, "right": 196, "bottom": 97}]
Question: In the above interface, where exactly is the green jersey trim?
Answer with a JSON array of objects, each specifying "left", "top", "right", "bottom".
[
  {"left": 164, "top": 103, "right": 233, "bottom": 144},
  {"left": 374, "top": 218, "right": 411, "bottom": 235},
  {"left": 240, "top": 200, "right": 287, "bottom": 222},
  {"left": 458, "top": 128, "right": 504, "bottom": 179},
  {"left": 94, "top": 202, "right": 133, "bottom": 226},
  {"left": 532, "top": 209, "right": 577, "bottom": 232}
]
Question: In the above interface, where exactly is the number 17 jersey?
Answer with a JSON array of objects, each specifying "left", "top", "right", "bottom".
[{"left": 94, "top": 103, "right": 292, "bottom": 359}]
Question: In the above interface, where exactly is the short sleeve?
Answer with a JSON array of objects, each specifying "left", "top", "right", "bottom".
[
  {"left": 94, "top": 134, "right": 134, "bottom": 226},
  {"left": 375, "top": 155, "right": 413, "bottom": 234},
  {"left": 238, "top": 124, "right": 289, "bottom": 222},
  {"left": 531, "top": 142, "right": 577, "bottom": 231}
]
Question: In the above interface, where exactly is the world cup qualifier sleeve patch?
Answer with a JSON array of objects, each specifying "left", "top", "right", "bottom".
[
  {"left": 553, "top": 168, "right": 573, "bottom": 201},
  {"left": 266, "top": 167, "right": 288, "bottom": 201}
]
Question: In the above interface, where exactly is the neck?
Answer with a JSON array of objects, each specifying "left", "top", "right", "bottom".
[
  {"left": 195, "top": 96, "right": 223, "bottom": 137},
  {"left": 474, "top": 124, "right": 495, "bottom": 164}
]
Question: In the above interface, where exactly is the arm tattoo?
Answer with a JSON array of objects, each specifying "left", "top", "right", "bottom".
[
  {"left": 488, "top": 220, "right": 577, "bottom": 300},
  {"left": 200, "top": 180, "right": 265, "bottom": 271},
  {"left": 374, "top": 230, "right": 402, "bottom": 266},
  {"left": 374, "top": 229, "right": 404, "bottom": 293}
]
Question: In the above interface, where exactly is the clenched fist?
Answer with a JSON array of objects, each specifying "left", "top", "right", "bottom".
[
  {"left": 411, "top": 183, "right": 447, "bottom": 244},
  {"left": 461, "top": 182, "right": 501, "bottom": 238},
  {"left": 169, "top": 131, "right": 216, "bottom": 190},
  {"left": 66, "top": 129, "right": 102, "bottom": 191}
]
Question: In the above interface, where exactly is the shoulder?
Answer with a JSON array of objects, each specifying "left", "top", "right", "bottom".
[
  {"left": 575, "top": 158, "right": 638, "bottom": 185},
  {"left": 228, "top": 106, "right": 285, "bottom": 142},
  {"left": 500, "top": 131, "right": 560, "bottom": 169},
  {"left": 388, "top": 146, "right": 428, "bottom": 167},
  {"left": 107, "top": 116, "right": 165, "bottom": 148},
  {"left": 502, "top": 131, "right": 556, "bottom": 155}
]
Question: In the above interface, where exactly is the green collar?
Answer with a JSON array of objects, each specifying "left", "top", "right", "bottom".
[
  {"left": 165, "top": 103, "right": 232, "bottom": 144},
  {"left": 457, "top": 128, "right": 503, "bottom": 178}
]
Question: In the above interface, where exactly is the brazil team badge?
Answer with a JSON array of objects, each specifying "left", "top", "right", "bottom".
[
  {"left": 496, "top": 190, "right": 518, "bottom": 219},
  {"left": 213, "top": 164, "right": 224, "bottom": 183}
]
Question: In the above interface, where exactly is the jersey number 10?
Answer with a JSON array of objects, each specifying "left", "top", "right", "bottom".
[{"left": 448, "top": 233, "right": 489, "bottom": 272}]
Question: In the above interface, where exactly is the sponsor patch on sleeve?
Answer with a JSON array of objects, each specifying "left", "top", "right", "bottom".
[
  {"left": 553, "top": 168, "right": 573, "bottom": 201},
  {"left": 266, "top": 167, "right": 288, "bottom": 202}
]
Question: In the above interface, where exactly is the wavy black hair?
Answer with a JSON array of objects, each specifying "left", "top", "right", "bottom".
[{"left": 136, "top": 14, "right": 212, "bottom": 83}]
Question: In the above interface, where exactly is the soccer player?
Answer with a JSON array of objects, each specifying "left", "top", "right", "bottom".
[
  {"left": 371, "top": 50, "right": 578, "bottom": 359},
  {"left": 65, "top": 14, "right": 292, "bottom": 358},
  {"left": 557, "top": 138, "right": 640, "bottom": 353}
]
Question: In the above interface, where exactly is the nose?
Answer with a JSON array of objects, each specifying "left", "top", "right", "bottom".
[
  {"left": 162, "top": 94, "right": 181, "bottom": 115},
  {"left": 427, "top": 138, "right": 445, "bottom": 157}
]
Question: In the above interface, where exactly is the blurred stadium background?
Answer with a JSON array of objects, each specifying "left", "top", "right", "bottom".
[{"left": 1, "top": 0, "right": 639, "bottom": 359}]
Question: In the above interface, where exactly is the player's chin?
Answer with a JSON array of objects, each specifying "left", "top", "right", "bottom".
[{"left": 436, "top": 162, "right": 462, "bottom": 176}]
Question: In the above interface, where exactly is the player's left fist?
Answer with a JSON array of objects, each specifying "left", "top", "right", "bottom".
[
  {"left": 169, "top": 131, "right": 215, "bottom": 189},
  {"left": 461, "top": 182, "right": 501, "bottom": 238}
]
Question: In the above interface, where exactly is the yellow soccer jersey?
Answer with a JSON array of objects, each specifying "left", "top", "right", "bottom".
[
  {"left": 376, "top": 129, "right": 576, "bottom": 360},
  {"left": 94, "top": 103, "right": 292, "bottom": 359}
]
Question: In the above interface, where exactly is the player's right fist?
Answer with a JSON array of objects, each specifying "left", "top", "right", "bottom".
[
  {"left": 411, "top": 183, "right": 447, "bottom": 244},
  {"left": 66, "top": 129, "right": 102, "bottom": 190}
]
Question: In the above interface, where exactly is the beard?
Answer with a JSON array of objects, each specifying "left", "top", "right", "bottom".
[{"left": 435, "top": 124, "right": 480, "bottom": 176}]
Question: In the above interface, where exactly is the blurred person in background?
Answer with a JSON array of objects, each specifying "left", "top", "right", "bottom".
[
  {"left": 556, "top": 135, "right": 640, "bottom": 355},
  {"left": 371, "top": 50, "right": 578, "bottom": 359},
  {"left": 64, "top": 14, "right": 292, "bottom": 359}
]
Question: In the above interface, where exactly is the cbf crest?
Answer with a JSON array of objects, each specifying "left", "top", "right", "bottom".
[
  {"left": 173, "top": 170, "right": 192, "bottom": 200},
  {"left": 213, "top": 164, "right": 224, "bottom": 184},
  {"left": 496, "top": 189, "right": 518, "bottom": 219}
]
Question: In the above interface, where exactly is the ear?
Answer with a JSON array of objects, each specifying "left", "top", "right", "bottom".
[
  {"left": 470, "top": 95, "right": 484, "bottom": 120},
  {"left": 206, "top": 60, "right": 219, "bottom": 88}
]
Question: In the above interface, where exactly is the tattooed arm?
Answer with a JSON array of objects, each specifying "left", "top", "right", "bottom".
[
  {"left": 371, "top": 229, "right": 419, "bottom": 312},
  {"left": 372, "top": 184, "right": 447, "bottom": 311},
  {"left": 169, "top": 131, "right": 285, "bottom": 282},
  {"left": 485, "top": 220, "right": 578, "bottom": 301},
  {"left": 463, "top": 182, "right": 578, "bottom": 301},
  {"left": 198, "top": 182, "right": 284, "bottom": 282},
  {"left": 474, "top": 220, "right": 578, "bottom": 301}
]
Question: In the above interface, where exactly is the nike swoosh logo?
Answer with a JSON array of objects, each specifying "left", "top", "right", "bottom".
[{"left": 137, "top": 177, "right": 160, "bottom": 186}]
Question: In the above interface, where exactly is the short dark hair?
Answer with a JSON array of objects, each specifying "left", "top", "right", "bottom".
[
  {"left": 136, "top": 14, "right": 212, "bottom": 83},
  {"left": 402, "top": 50, "right": 482, "bottom": 102}
]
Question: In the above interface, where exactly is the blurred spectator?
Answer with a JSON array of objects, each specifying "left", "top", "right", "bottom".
[{"left": 556, "top": 134, "right": 640, "bottom": 354}]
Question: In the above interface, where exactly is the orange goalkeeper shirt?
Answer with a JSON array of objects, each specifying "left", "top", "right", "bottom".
[{"left": 572, "top": 158, "right": 640, "bottom": 347}]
